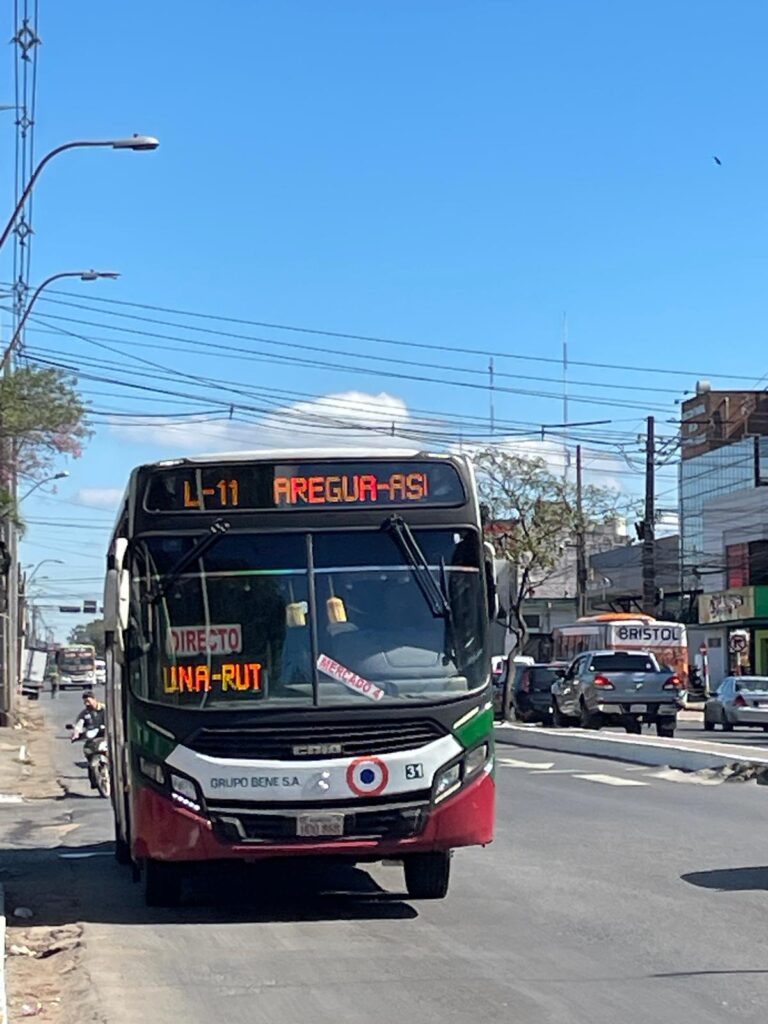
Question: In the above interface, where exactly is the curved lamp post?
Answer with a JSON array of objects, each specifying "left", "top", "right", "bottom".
[
  {"left": 0, "top": 135, "right": 159, "bottom": 253},
  {"left": 0, "top": 270, "right": 120, "bottom": 373}
]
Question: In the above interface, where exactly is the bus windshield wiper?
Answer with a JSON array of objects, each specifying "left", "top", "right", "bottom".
[
  {"left": 382, "top": 516, "right": 457, "bottom": 664},
  {"left": 382, "top": 515, "right": 451, "bottom": 620},
  {"left": 145, "top": 518, "right": 231, "bottom": 605}
]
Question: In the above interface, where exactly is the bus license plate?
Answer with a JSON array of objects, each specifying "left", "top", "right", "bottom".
[
  {"left": 297, "top": 813, "right": 345, "bottom": 837},
  {"left": 630, "top": 704, "right": 646, "bottom": 713}
]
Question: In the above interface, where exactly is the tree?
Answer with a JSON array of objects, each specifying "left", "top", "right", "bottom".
[
  {"left": 474, "top": 448, "right": 618, "bottom": 655},
  {"left": 68, "top": 619, "right": 106, "bottom": 658},
  {"left": 0, "top": 366, "right": 90, "bottom": 522}
]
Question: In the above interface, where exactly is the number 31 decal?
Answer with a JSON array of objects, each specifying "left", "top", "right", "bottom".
[{"left": 405, "top": 763, "right": 424, "bottom": 780}]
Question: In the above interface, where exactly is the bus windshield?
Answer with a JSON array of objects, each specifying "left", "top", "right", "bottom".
[
  {"left": 129, "top": 527, "right": 488, "bottom": 709},
  {"left": 58, "top": 651, "right": 94, "bottom": 672}
]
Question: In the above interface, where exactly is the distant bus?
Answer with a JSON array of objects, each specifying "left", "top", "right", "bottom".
[
  {"left": 55, "top": 644, "right": 97, "bottom": 690},
  {"left": 553, "top": 614, "right": 688, "bottom": 685}
]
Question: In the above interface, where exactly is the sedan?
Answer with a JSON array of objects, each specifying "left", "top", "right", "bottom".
[{"left": 703, "top": 676, "right": 768, "bottom": 732}]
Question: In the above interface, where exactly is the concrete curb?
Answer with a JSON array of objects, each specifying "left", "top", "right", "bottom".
[
  {"left": 495, "top": 723, "right": 768, "bottom": 772},
  {"left": 0, "top": 882, "right": 7, "bottom": 1024}
]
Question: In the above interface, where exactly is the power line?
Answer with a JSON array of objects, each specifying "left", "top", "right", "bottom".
[
  {"left": 30, "top": 299, "right": 686, "bottom": 398},
  {"left": 39, "top": 287, "right": 765, "bottom": 384},
  {"left": 10, "top": 304, "right": 676, "bottom": 443},
  {"left": 25, "top": 307, "right": 678, "bottom": 415}
]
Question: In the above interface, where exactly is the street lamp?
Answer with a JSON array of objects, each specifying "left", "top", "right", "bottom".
[
  {"left": 0, "top": 270, "right": 120, "bottom": 373},
  {"left": 0, "top": 134, "right": 159, "bottom": 253},
  {"left": 25, "top": 559, "right": 64, "bottom": 587},
  {"left": 19, "top": 472, "right": 69, "bottom": 504}
]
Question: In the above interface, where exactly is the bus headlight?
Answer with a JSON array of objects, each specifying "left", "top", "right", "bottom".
[
  {"left": 464, "top": 742, "right": 491, "bottom": 778},
  {"left": 434, "top": 763, "right": 461, "bottom": 803},
  {"left": 170, "top": 773, "right": 202, "bottom": 813}
]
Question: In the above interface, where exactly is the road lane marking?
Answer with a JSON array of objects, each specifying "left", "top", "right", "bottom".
[
  {"left": 573, "top": 773, "right": 649, "bottom": 787},
  {"left": 648, "top": 768, "right": 724, "bottom": 786},
  {"left": 498, "top": 757, "right": 555, "bottom": 770}
]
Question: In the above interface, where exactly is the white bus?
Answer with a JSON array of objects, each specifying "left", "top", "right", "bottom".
[{"left": 553, "top": 614, "right": 689, "bottom": 686}]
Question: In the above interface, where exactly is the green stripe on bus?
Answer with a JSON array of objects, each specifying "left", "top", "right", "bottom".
[
  {"left": 453, "top": 705, "right": 493, "bottom": 749},
  {"left": 130, "top": 718, "right": 176, "bottom": 760}
]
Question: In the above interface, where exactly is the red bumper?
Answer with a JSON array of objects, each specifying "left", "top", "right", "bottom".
[{"left": 132, "top": 770, "right": 495, "bottom": 862}]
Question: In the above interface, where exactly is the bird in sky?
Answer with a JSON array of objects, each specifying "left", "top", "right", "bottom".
[{"left": 713, "top": 156, "right": 722, "bottom": 165}]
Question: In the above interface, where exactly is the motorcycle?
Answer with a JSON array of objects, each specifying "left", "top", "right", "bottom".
[{"left": 67, "top": 721, "right": 111, "bottom": 799}]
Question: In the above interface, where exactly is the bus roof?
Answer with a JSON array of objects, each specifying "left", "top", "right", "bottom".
[
  {"left": 147, "top": 447, "right": 441, "bottom": 467},
  {"left": 575, "top": 613, "right": 656, "bottom": 623}
]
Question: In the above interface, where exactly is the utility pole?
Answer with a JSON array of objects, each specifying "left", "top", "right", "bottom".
[
  {"left": 642, "top": 415, "right": 656, "bottom": 616},
  {"left": 488, "top": 358, "right": 495, "bottom": 435},
  {"left": 575, "top": 444, "right": 587, "bottom": 617},
  {"left": 562, "top": 313, "right": 570, "bottom": 476}
]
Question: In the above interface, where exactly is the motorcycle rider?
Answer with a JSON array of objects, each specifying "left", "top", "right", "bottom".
[
  {"left": 71, "top": 692, "right": 106, "bottom": 789},
  {"left": 74, "top": 691, "right": 105, "bottom": 732}
]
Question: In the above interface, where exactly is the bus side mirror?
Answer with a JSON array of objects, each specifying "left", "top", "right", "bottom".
[
  {"left": 483, "top": 542, "right": 499, "bottom": 619},
  {"left": 104, "top": 568, "right": 130, "bottom": 633}
]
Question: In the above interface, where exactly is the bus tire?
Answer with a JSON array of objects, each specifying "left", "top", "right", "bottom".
[
  {"left": 144, "top": 859, "right": 183, "bottom": 908},
  {"left": 403, "top": 852, "right": 451, "bottom": 900},
  {"left": 656, "top": 721, "right": 675, "bottom": 739}
]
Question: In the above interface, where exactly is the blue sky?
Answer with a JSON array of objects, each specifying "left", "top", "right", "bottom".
[{"left": 6, "top": 0, "right": 768, "bottom": 637}]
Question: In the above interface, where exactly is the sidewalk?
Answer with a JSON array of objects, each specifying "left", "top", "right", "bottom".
[
  {"left": 0, "top": 699, "right": 97, "bottom": 1024},
  {"left": 0, "top": 700, "right": 62, "bottom": 803}
]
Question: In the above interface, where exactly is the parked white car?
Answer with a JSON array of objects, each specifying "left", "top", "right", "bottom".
[{"left": 95, "top": 658, "right": 106, "bottom": 686}]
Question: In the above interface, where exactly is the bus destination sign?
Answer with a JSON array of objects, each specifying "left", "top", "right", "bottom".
[{"left": 144, "top": 461, "right": 465, "bottom": 513}]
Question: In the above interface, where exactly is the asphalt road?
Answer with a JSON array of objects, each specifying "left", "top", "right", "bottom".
[
  {"left": 5, "top": 690, "right": 768, "bottom": 1024},
  {"left": 677, "top": 715, "right": 768, "bottom": 747}
]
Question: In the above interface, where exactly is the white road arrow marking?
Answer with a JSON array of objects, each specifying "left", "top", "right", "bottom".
[
  {"left": 498, "top": 757, "right": 555, "bottom": 770},
  {"left": 573, "top": 773, "right": 648, "bottom": 787}
]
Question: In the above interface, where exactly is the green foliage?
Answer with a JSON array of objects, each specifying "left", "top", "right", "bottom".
[
  {"left": 68, "top": 619, "right": 106, "bottom": 657},
  {"left": 474, "top": 448, "right": 618, "bottom": 650},
  {"left": 0, "top": 365, "right": 91, "bottom": 489}
]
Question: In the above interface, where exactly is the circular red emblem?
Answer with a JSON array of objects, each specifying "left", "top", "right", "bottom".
[{"left": 346, "top": 756, "right": 389, "bottom": 797}]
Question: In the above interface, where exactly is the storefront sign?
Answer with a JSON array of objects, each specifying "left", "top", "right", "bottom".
[{"left": 699, "top": 587, "right": 755, "bottom": 624}]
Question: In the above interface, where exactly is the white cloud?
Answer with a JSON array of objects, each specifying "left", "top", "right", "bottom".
[
  {"left": 75, "top": 487, "right": 124, "bottom": 510},
  {"left": 108, "top": 391, "right": 417, "bottom": 453}
]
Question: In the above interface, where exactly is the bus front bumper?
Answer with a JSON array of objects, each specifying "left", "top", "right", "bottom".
[{"left": 131, "top": 769, "right": 495, "bottom": 863}]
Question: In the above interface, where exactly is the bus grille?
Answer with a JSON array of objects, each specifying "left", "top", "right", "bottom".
[
  {"left": 212, "top": 803, "right": 428, "bottom": 843},
  {"left": 185, "top": 719, "right": 445, "bottom": 760}
]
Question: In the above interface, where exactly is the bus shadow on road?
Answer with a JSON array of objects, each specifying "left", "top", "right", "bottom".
[
  {"left": 681, "top": 866, "right": 768, "bottom": 892},
  {"left": 0, "top": 841, "right": 419, "bottom": 925}
]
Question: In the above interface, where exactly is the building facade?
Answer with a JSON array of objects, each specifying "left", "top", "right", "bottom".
[
  {"left": 680, "top": 386, "right": 768, "bottom": 596},
  {"left": 692, "top": 488, "right": 768, "bottom": 684},
  {"left": 587, "top": 535, "right": 682, "bottom": 617}
]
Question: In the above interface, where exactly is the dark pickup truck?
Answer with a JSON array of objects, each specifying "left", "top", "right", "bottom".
[{"left": 550, "top": 649, "right": 684, "bottom": 737}]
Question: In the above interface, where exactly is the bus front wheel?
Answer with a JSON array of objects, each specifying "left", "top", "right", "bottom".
[
  {"left": 144, "top": 858, "right": 183, "bottom": 908},
  {"left": 403, "top": 852, "right": 451, "bottom": 900}
]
